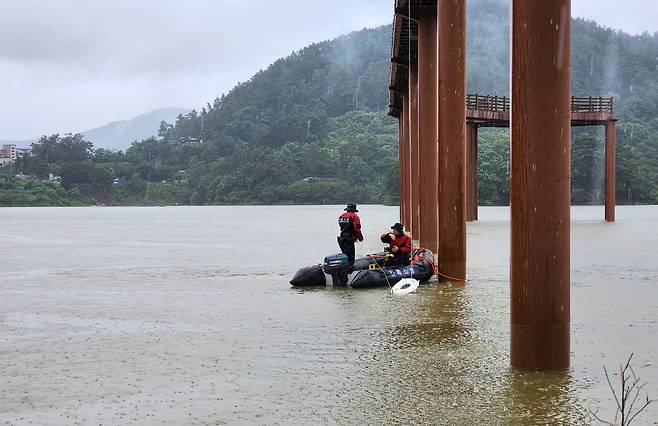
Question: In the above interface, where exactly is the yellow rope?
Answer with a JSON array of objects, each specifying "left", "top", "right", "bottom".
[{"left": 367, "top": 253, "right": 393, "bottom": 290}]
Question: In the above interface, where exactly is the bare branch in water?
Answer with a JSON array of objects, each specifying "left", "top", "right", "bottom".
[{"left": 590, "top": 353, "right": 653, "bottom": 426}]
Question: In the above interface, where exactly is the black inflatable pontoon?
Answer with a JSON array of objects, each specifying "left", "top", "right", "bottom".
[
  {"left": 289, "top": 252, "right": 387, "bottom": 287},
  {"left": 349, "top": 248, "right": 434, "bottom": 288},
  {"left": 290, "top": 248, "right": 435, "bottom": 288}
]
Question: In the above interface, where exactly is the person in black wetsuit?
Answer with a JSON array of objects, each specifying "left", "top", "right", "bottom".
[{"left": 337, "top": 203, "right": 363, "bottom": 266}]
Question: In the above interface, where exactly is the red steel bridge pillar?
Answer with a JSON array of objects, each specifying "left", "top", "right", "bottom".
[
  {"left": 605, "top": 119, "right": 616, "bottom": 222},
  {"left": 400, "top": 92, "right": 410, "bottom": 228},
  {"left": 410, "top": 62, "right": 421, "bottom": 239},
  {"left": 398, "top": 97, "right": 408, "bottom": 224},
  {"left": 466, "top": 123, "right": 478, "bottom": 222},
  {"left": 511, "top": 0, "right": 571, "bottom": 370},
  {"left": 438, "top": 0, "right": 467, "bottom": 281},
  {"left": 417, "top": 10, "right": 439, "bottom": 253}
]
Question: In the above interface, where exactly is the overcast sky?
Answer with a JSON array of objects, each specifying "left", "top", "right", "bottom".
[{"left": 1, "top": 0, "right": 656, "bottom": 140}]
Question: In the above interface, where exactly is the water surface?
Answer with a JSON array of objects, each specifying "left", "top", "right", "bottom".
[{"left": 0, "top": 205, "right": 656, "bottom": 424}]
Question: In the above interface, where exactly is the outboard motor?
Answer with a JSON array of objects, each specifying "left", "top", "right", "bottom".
[{"left": 322, "top": 253, "right": 351, "bottom": 286}]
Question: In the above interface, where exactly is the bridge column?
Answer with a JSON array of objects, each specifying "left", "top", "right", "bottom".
[
  {"left": 466, "top": 124, "right": 479, "bottom": 222},
  {"left": 400, "top": 92, "right": 409, "bottom": 228},
  {"left": 605, "top": 119, "right": 616, "bottom": 222},
  {"left": 417, "top": 10, "right": 439, "bottom": 253},
  {"left": 438, "top": 0, "right": 467, "bottom": 280},
  {"left": 409, "top": 62, "right": 421, "bottom": 240},
  {"left": 398, "top": 101, "right": 406, "bottom": 224},
  {"left": 511, "top": 0, "right": 571, "bottom": 370}
]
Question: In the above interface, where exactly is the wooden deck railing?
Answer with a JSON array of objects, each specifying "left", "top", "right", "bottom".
[
  {"left": 466, "top": 94, "right": 509, "bottom": 112},
  {"left": 570, "top": 96, "right": 614, "bottom": 113},
  {"left": 466, "top": 94, "right": 614, "bottom": 114}
]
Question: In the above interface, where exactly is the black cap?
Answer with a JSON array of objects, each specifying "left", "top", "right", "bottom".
[
  {"left": 344, "top": 203, "right": 358, "bottom": 212},
  {"left": 391, "top": 222, "right": 404, "bottom": 232}
]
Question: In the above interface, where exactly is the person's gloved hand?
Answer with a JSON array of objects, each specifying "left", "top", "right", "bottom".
[{"left": 391, "top": 246, "right": 399, "bottom": 253}]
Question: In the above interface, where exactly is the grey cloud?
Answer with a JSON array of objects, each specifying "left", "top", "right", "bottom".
[
  {"left": 0, "top": 0, "right": 390, "bottom": 138},
  {"left": 1, "top": 0, "right": 654, "bottom": 140},
  {"left": 1, "top": 0, "right": 390, "bottom": 75}
]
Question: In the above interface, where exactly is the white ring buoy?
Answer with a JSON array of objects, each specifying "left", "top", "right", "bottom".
[{"left": 391, "top": 278, "right": 419, "bottom": 295}]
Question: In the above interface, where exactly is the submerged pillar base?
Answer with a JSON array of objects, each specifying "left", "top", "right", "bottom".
[
  {"left": 511, "top": 323, "right": 570, "bottom": 370},
  {"left": 435, "top": 262, "right": 467, "bottom": 283}
]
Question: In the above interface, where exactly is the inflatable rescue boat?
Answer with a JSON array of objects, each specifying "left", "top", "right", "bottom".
[{"left": 290, "top": 248, "right": 435, "bottom": 288}]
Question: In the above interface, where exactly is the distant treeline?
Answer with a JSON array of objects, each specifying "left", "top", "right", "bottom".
[{"left": 2, "top": 0, "right": 657, "bottom": 207}]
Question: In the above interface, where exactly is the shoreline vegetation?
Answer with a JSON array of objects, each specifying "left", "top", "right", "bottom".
[
  {"left": 1, "top": 173, "right": 656, "bottom": 208},
  {"left": 2, "top": 3, "right": 657, "bottom": 208}
]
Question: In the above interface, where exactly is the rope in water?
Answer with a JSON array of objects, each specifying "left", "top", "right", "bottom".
[
  {"left": 367, "top": 253, "right": 393, "bottom": 290},
  {"left": 435, "top": 270, "right": 467, "bottom": 283},
  {"left": 411, "top": 248, "right": 467, "bottom": 283}
]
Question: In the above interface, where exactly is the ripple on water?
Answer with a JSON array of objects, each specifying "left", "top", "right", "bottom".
[{"left": 0, "top": 205, "right": 656, "bottom": 424}]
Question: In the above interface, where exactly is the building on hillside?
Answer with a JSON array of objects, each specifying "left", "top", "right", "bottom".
[
  {"left": 1, "top": 144, "right": 17, "bottom": 162},
  {"left": 15, "top": 173, "right": 37, "bottom": 181},
  {"left": 46, "top": 173, "right": 62, "bottom": 185}
]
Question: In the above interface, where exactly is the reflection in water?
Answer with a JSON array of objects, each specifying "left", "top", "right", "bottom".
[
  {"left": 288, "top": 277, "right": 592, "bottom": 424},
  {"left": 384, "top": 283, "right": 471, "bottom": 349},
  {"left": 332, "top": 281, "right": 592, "bottom": 424},
  {"left": 494, "top": 369, "right": 588, "bottom": 425},
  {"left": 341, "top": 283, "right": 492, "bottom": 424}
]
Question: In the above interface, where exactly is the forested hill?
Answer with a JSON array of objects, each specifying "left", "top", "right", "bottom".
[
  {"left": 203, "top": 26, "right": 391, "bottom": 150},
  {"left": 6, "top": 0, "right": 658, "bottom": 206},
  {"left": 166, "top": 0, "right": 658, "bottom": 206},
  {"left": 174, "top": 25, "right": 399, "bottom": 204}
]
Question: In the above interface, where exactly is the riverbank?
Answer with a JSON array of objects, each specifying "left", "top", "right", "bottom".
[
  {"left": 2, "top": 179, "right": 657, "bottom": 209},
  {"left": 0, "top": 177, "right": 189, "bottom": 207},
  {"left": 0, "top": 177, "right": 88, "bottom": 207}
]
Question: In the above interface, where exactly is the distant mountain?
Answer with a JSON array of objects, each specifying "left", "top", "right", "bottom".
[
  {"left": 80, "top": 107, "right": 191, "bottom": 151},
  {"left": 1, "top": 107, "right": 191, "bottom": 151}
]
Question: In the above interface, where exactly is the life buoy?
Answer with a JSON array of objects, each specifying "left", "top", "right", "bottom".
[{"left": 391, "top": 278, "right": 419, "bottom": 295}]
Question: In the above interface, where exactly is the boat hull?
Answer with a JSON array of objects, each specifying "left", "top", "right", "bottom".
[
  {"left": 290, "top": 249, "right": 435, "bottom": 288},
  {"left": 349, "top": 252, "right": 434, "bottom": 289}
]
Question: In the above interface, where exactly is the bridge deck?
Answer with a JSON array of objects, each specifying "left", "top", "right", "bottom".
[{"left": 465, "top": 94, "right": 615, "bottom": 127}]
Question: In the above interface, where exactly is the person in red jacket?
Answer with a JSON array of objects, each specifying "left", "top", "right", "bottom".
[
  {"left": 338, "top": 203, "right": 363, "bottom": 266},
  {"left": 380, "top": 222, "right": 412, "bottom": 266}
]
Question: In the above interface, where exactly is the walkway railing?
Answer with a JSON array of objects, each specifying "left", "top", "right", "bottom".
[
  {"left": 466, "top": 94, "right": 614, "bottom": 114},
  {"left": 467, "top": 94, "right": 509, "bottom": 112},
  {"left": 570, "top": 96, "right": 614, "bottom": 113}
]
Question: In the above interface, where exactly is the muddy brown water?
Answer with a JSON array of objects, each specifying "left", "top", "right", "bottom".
[{"left": 1, "top": 205, "right": 656, "bottom": 425}]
